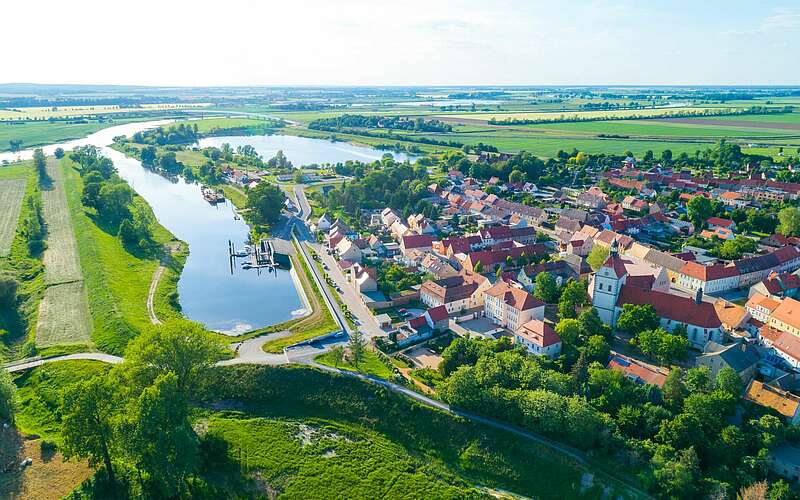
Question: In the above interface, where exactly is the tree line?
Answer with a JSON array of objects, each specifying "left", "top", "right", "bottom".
[{"left": 309, "top": 114, "right": 453, "bottom": 133}]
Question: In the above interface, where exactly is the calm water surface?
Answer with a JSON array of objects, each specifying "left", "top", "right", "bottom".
[{"left": 198, "top": 134, "right": 417, "bottom": 166}]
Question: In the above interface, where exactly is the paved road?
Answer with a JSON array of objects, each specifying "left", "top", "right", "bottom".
[{"left": 4, "top": 352, "right": 123, "bottom": 372}]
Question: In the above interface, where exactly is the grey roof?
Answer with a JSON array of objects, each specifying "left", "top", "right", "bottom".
[
  {"left": 703, "top": 341, "right": 760, "bottom": 373},
  {"left": 643, "top": 248, "right": 687, "bottom": 273}
]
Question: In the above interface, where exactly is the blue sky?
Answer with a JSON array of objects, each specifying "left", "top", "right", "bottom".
[{"left": 1, "top": 0, "right": 798, "bottom": 86}]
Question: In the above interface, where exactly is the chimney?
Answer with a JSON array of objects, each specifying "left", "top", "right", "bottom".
[{"left": 695, "top": 287, "right": 703, "bottom": 304}]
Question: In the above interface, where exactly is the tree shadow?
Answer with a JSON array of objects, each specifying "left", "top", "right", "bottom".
[{"left": 0, "top": 426, "right": 24, "bottom": 499}]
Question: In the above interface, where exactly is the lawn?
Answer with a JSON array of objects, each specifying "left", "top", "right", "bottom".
[
  {"left": 41, "top": 158, "right": 83, "bottom": 286},
  {"left": 315, "top": 348, "right": 394, "bottom": 378},
  {"left": 61, "top": 158, "right": 185, "bottom": 354},
  {"left": 35, "top": 281, "right": 92, "bottom": 347},
  {"left": 11, "top": 359, "right": 111, "bottom": 442},
  {"left": 0, "top": 179, "right": 26, "bottom": 256}
]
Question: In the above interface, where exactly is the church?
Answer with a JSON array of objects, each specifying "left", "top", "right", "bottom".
[{"left": 590, "top": 239, "right": 725, "bottom": 349}]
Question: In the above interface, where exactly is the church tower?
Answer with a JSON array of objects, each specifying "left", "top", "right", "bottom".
[{"left": 591, "top": 239, "right": 627, "bottom": 325}]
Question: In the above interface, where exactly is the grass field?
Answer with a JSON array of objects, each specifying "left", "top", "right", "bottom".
[
  {"left": 517, "top": 118, "right": 800, "bottom": 138},
  {"left": 41, "top": 159, "right": 83, "bottom": 285},
  {"left": 315, "top": 349, "right": 394, "bottom": 378},
  {"left": 204, "top": 414, "right": 484, "bottom": 498},
  {"left": 204, "top": 364, "right": 644, "bottom": 499},
  {"left": 35, "top": 281, "right": 92, "bottom": 347},
  {"left": 0, "top": 117, "right": 154, "bottom": 152},
  {"left": 61, "top": 158, "right": 185, "bottom": 354},
  {"left": 11, "top": 359, "right": 111, "bottom": 441},
  {"left": 166, "top": 116, "right": 276, "bottom": 134},
  {"left": 439, "top": 106, "right": 724, "bottom": 123},
  {"left": 0, "top": 179, "right": 26, "bottom": 255},
  {"left": 0, "top": 102, "right": 209, "bottom": 121}
]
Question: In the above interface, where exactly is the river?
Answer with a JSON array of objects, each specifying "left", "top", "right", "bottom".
[
  {"left": 0, "top": 120, "right": 307, "bottom": 334},
  {"left": 198, "top": 133, "right": 417, "bottom": 166}
]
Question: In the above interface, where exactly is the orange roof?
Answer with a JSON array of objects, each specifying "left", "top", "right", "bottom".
[
  {"left": 746, "top": 293, "right": 781, "bottom": 313},
  {"left": 608, "top": 353, "right": 669, "bottom": 387},
  {"left": 484, "top": 281, "right": 544, "bottom": 311},
  {"left": 745, "top": 380, "right": 800, "bottom": 419},
  {"left": 714, "top": 300, "right": 749, "bottom": 329},
  {"left": 771, "top": 297, "right": 800, "bottom": 330},
  {"left": 516, "top": 320, "right": 561, "bottom": 347},
  {"left": 720, "top": 191, "right": 744, "bottom": 200}
]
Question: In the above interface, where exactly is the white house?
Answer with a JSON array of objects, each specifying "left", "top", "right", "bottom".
[
  {"left": 483, "top": 281, "right": 545, "bottom": 332},
  {"left": 335, "top": 238, "right": 362, "bottom": 263},
  {"left": 515, "top": 319, "right": 562, "bottom": 358}
]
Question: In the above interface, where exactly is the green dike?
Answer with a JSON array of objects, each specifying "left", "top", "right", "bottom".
[
  {"left": 0, "top": 161, "right": 45, "bottom": 358},
  {"left": 12, "top": 360, "right": 111, "bottom": 443},
  {"left": 60, "top": 158, "right": 185, "bottom": 354},
  {"left": 314, "top": 349, "right": 394, "bottom": 379},
  {"left": 201, "top": 364, "right": 642, "bottom": 499}
]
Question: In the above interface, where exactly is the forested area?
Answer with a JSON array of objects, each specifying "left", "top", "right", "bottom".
[{"left": 309, "top": 114, "right": 453, "bottom": 133}]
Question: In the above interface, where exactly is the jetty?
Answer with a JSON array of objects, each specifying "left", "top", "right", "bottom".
[{"left": 202, "top": 186, "right": 225, "bottom": 204}]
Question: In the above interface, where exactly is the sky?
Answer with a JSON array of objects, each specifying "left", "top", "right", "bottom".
[{"left": 1, "top": 0, "right": 799, "bottom": 86}]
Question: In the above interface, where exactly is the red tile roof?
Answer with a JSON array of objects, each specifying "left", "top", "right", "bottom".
[
  {"left": 680, "top": 261, "right": 739, "bottom": 281},
  {"left": 426, "top": 305, "right": 449, "bottom": 323},
  {"left": 616, "top": 285, "right": 722, "bottom": 328},
  {"left": 484, "top": 281, "right": 544, "bottom": 311},
  {"left": 608, "top": 353, "right": 668, "bottom": 387},
  {"left": 602, "top": 254, "right": 628, "bottom": 278},
  {"left": 707, "top": 217, "right": 734, "bottom": 228},
  {"left": 402, "top": 234, "right": 435, "bottom": 249},
  {"left": 517, "top": 320, "right": 560, "bottom": 347}
]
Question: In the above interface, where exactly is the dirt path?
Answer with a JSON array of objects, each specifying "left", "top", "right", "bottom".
[{"left": 147, "top": 265, "right": 165, "bottom": 325}]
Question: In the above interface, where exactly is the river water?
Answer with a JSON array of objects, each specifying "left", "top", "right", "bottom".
[
  {"left": 198, "top": 133, "right": 417, "bottom": 166},
  {"left": 0, "top": 121, "right": 306, "bottom": 334}
]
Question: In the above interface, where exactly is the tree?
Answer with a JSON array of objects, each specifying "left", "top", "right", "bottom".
[
  {"left": 715, "top": 367, "right": 744, "bottom": 396},
  {"left": 0, "top": 362, "right": 16, "bottom": 424},
  {"left": 140, "top": 145, "right": 157, "bottom": 166},
  {"left": 558, "top": 279, "right": 589, "bottom": 319},
  {"left": 662, "top": 368, "right": 685, "bottom": 409},
  {"left": 348, "top": 329, "right": 366, "bottom": 367},
  {"left": 687, "top": 195, "right": 713, "bottom": 229},
  {"left": 778, "top": 207, "right": 800, "bottom": 237},
  {"left": 652, "top": 446, "right": 701, "bottom": 499},
  {"left": 586, "top": 245, "right": 610, "bottom": 271},
  {"left": 330, "top": 346, "right": 345, "bottom": 368},
  {"left": 508, "top": 169, "right": 525, "bottom": 184},
  {"left": 247, "top": 182, "right": 286, "bottom": 226},
  {"left": 98, "top": 182, "right": 133, "bottom": 221},
  {"left": 684, "top": 366, "right": 712, "bottom": 394},
  {"left": 637, "top": 328, "right": 689, "bottom": 364},
  {"left": 555, "top": 318, "right": 582, "bottom": 345},
  {"left": 617, "top": 304, "right": 659, "bottom": 335},
  {"left": 578, "top": 308, "right": 611, "bottom": 340},
  {"left": 54, "top": 147, "right": 65, "bottom": 159},
  {"left": 121, "top": 320, "right": 225, "bottom": 399},
  {"left": 33, "top": 148, "right": 48, "bottom": 184},
  {"left": 533, "top": 272, "right": 559, "bottom": 303},
  {"left": 718, "top": 235, "right": 757, "bottom": 260},
  {"left": 120, "top": 372, "right": 199, "bottom": 497},
  {"left": 473, "top": 260, "right": 484, "bottom": 273},
  {"left": 60, "top": 377, "right": 119, "bottom": 485},
  {"left": 584, "top": 335, "right": 610, "bottom": 363}
]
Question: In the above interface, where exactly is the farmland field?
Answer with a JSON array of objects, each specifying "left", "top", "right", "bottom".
[
  {"left": 35, "top": 281, "right": 92, "bottom": 346},
  {"left": 515, "top": 119, "right": 800, "bottom": 138},
  {"left": 0, "top": 119, "right": 149, "bottom": 152},
  {"left": 438, "top": 106, "right": 723, "bottom": 123},
  {"left": 0, "top": 179, "right": 26, "bottom": 255},
  {"left": 41, "top": 158, "right": 82, "bottom": 285},
  {"left": 0, "top": 102, "right": 209, "bottom": 121}
]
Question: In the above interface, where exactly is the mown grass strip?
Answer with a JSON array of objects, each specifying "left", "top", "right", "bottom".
[
  {"left": 35, "top": 281, "right": 92, "bottom": 347},
  {"left": 40, "top": 159, "right": 82, "bottom": 285},
  {"left": 0, "top": 179, "right": 27, "bottom": 256}
]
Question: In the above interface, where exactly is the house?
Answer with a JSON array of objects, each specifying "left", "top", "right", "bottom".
[
  {"left": 400, "top": 234, "right": 434, "bottom": 256},
  {"left": 621, "top": 195, "right": 648, "bottom": 213},
  {"left": 316, "top": 213, "right": 332, "bottom": 232},
  {"left": 459, "top": 243, "right": 548, "bottom": 274},
  {"left": 746, "top": 293, "right": 782, "bottom": 323},
  {"left": 750, "top": 272, "right": 800, "bottom": 300},
  {"left": 592, "top": 240, "right": 724, "bottom": 349},
  {"left": 744, "top": 380, "right": 800, "bottom": 424},
  {"left": 390, "top": 220, "right": 412, "bottom": 239},
  {"left": 516, "top": 260, "right": 580, "bottom": 292},
  {"left": 420, "top": 253, "right": 458, "bottom": 279},
  {"left": 335, "top": 238, "right": 362, "bottom": 262},
  {"left": 768, "top": 297, "right": 800, "bottom": 337},
  {"left": 719, "top": 191, "right": 749, "bottom": 208},
  {"left": 675, "top": 261, "right": 740, "bottom": 295},
  {"left": 707, "top": 217, "right": 736, "bottom": 231},
  {"left": 714, "top": 300, "right": 752, "bottom": 333},
  {"left": 350, "top": 264, "right": 378, "bottom": 293},
  {"left": 420, "top": 272, "right": 491, "bottom": 313},
  {"left": 424, "top": 305, "right": 450, "bottom": 332},
  {"left": 696, "top": 341, "right": 759, "bottom": 383},
  {"left": 759, "top": 326, "right": 800, "bottom": 370},
  {"left": 608, "top": 353, "right": 669, "bottom": 387},
  {"left": 394, "top": 315, "right": 434, "bottom": 347},
  {"left": 483, "top": 281, "right": 545, "bottom": 332},
  {"left": 381, "top": 208, "right": 401, "bottom": 227},
  {"left": 515, "top": 320, "right": 562, "bottom": 358},
  {"left": 699, "top": 227, "right": 735, "bottom": 241},
  {"left": 407, "top": 214, "right": 436, "bottom": 235}
]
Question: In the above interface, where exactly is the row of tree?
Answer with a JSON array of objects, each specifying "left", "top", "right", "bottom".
[{"left": 309, "top": 114, "right": 453, "bottom": 133}]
